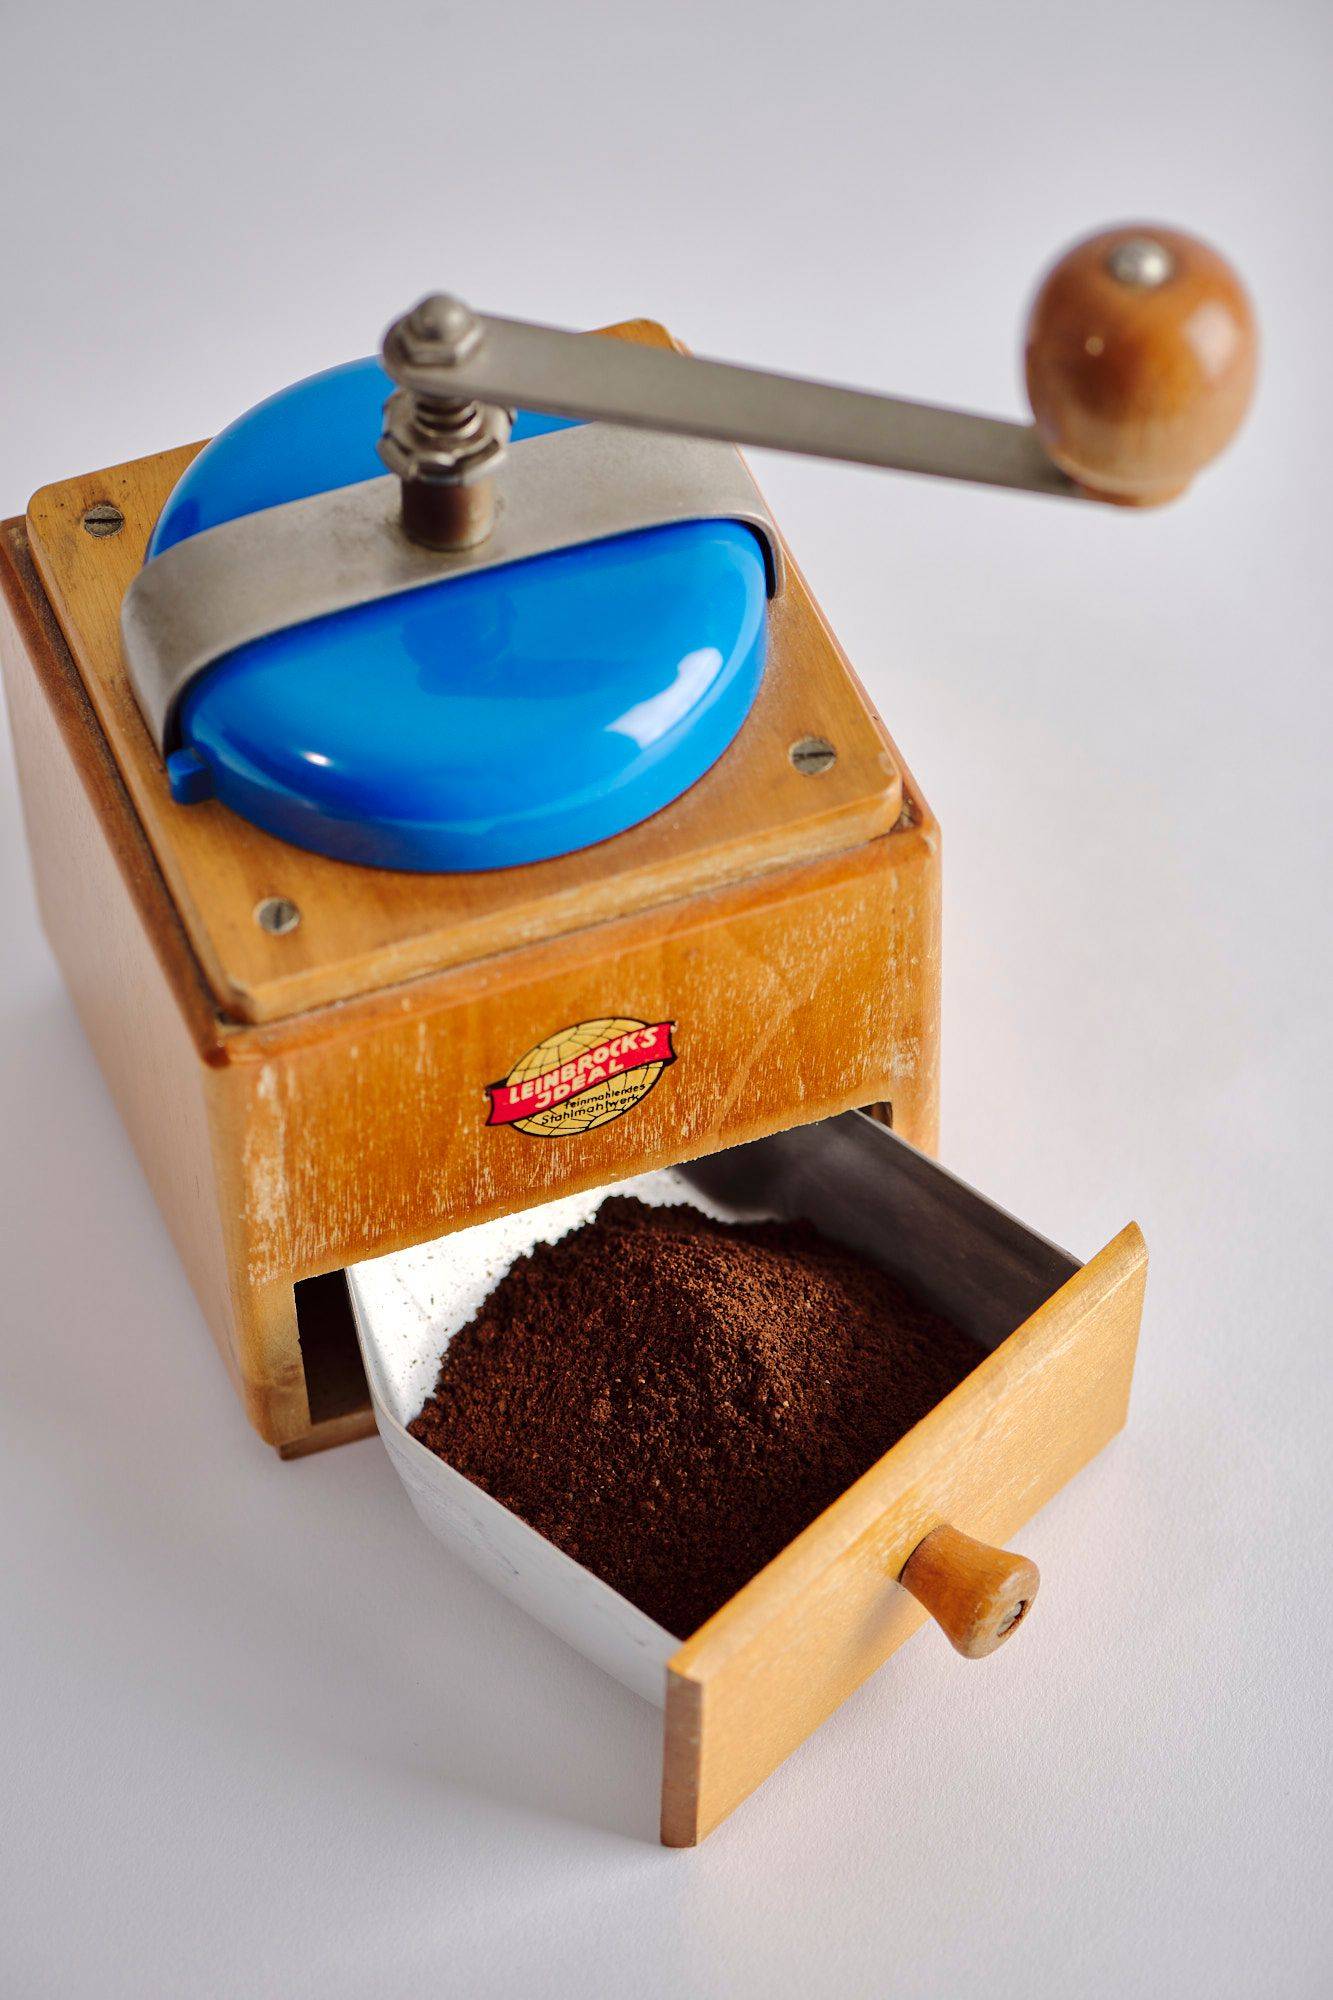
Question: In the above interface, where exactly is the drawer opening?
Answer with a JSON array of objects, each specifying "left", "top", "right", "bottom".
[{"left": 294, "top": 1269, "right": 369, "bottom": 1427}]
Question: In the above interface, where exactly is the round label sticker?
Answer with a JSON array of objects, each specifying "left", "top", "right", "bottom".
[{"left": 485, "top": 1017, "right": 676, "bottom": 1138}]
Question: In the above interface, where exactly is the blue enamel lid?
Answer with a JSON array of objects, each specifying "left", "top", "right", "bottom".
[{"left": 150, "top": 358, "right": 769, "bottom": 872}]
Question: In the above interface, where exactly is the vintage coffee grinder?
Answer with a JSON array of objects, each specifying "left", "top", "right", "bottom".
[{"left": 0, "top": 225, "right": 1255, "bottom": 1841}]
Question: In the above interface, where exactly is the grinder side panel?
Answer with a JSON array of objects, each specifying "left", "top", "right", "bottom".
[{"left": 0, "top": 521, "right": 313, "bottom": 1445}]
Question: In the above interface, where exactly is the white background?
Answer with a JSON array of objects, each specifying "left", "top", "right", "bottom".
[{"left": 1, "top": 3, "right": 1329, "bottom": 1995}]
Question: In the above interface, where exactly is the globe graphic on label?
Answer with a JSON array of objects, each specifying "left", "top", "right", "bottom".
[{"left": 490, "top": 1017, "right": 673, "bottom": 1137}]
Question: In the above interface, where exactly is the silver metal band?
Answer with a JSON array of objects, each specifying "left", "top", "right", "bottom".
[{"left": 122, "top": 424, "right": 785, "bottom": 755}]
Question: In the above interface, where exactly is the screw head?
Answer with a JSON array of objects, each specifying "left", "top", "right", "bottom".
[
  {"left": 997, "top": 1597, "right": 1030, "bottom": 1639},
  {"left": 255, "top": 896, "right": 301, "bottom": 936},
  {"left": 790, "top": 735, "right": 837, "bottom": 776},
  {"left": 1106, "top": 236, "right": 1176, "bottom": 290},
  {"left": 81, "top": 501, "right": 124, "bottom": 538}
]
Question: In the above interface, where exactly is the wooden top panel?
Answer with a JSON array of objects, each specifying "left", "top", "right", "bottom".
[{"left": 25, "top": 321, "right": 901, "bottom": 1025}]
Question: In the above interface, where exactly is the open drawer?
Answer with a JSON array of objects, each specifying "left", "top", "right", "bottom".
[{"left": 347, "top": 1110, "right": 1146, "bottom": 1846}]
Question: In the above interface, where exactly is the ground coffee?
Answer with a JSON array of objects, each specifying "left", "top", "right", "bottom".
[{"left": 408, "top": 1196, "right": 988, "bottom": 1638}]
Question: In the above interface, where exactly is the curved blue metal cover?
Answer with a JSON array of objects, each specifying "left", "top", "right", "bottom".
[{"left": 150, "top": 358, "right": 769, "bottom": 871}]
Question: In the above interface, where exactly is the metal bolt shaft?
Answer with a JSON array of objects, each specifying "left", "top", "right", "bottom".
[{"left": 378, "top": 294, "right": 509, "bottom": 550}]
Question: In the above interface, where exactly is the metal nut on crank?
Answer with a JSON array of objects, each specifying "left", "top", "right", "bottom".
[
  {"left": 382, "top": 293, "right": 484, "bottom": 382},
  {"left": 377, "top": 391, "right": 511, "bottom": 486}
]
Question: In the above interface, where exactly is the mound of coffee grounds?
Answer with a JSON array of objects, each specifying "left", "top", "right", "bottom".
[{"left": 408, "top": 1197, "right": 987, "bottom": 1638}]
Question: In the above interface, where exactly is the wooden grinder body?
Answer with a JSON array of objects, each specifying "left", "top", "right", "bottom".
[
  {"left": 0, "top": 319, "right": 1152, "bottom": 1849},
  {"left": 0, "top": 320, "right": 941, "bottom": 1457}
]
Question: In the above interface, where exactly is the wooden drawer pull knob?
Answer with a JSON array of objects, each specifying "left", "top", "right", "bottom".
[{"left": 899, "top": 1524, "right": 1040, "bottom": 1659}]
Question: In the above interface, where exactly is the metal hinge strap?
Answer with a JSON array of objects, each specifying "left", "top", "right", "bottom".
[{"left": 121, "top": 423, "right": 784, "bottom": 755}]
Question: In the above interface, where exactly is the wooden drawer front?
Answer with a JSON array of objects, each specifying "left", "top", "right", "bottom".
[{"left": 660, "top": 1120, "right": 1146, "bottom": 1845}]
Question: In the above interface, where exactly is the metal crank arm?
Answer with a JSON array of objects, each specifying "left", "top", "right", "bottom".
[{"left": 409, "top": 307, "right": 1077, "bottom": 498}]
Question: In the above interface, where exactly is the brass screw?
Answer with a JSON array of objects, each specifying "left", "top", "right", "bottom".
[
  {"left": 81, "top": 502, "right": 124, "bottom": 538},
  {"left": 997, "top": 1598, "right": 1030, "bottom": 1639},
  {"left": 790, "top": 735, "right": 837, "bottom": 776},
  {"left": 255, "top": 897, "right": 301, "bottom": 936}
]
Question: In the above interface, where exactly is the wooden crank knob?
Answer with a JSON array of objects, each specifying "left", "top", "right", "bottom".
[
  {"left": 1024, "top": 224, "right": 1257, "bottom": 506},
  {"left": 899, "top": 1524, "right": 1039, "bottom": 1659}
]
